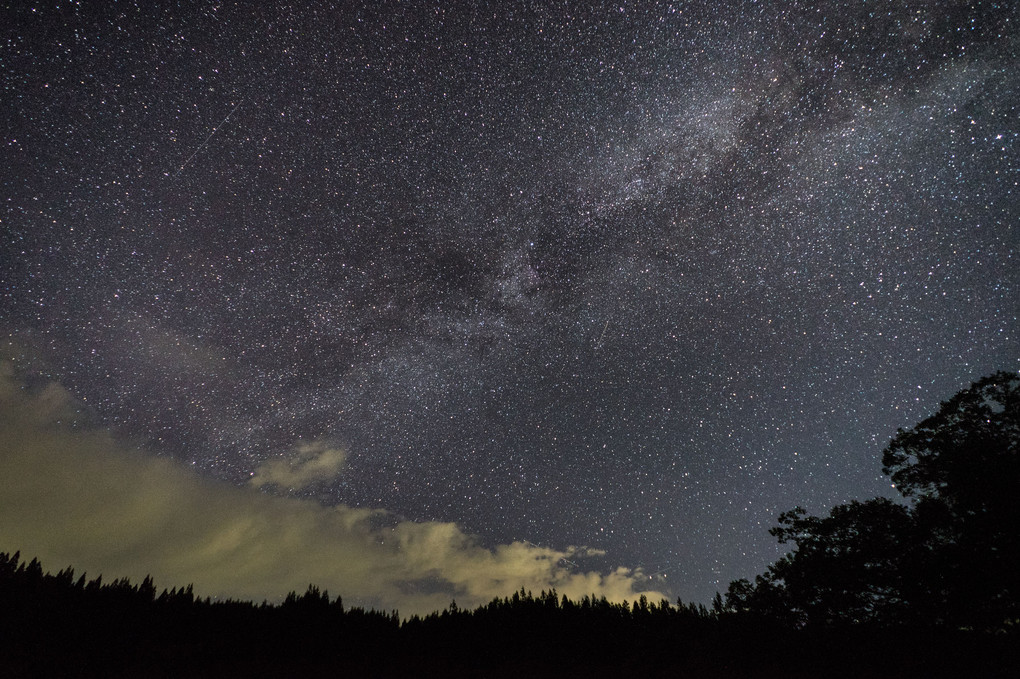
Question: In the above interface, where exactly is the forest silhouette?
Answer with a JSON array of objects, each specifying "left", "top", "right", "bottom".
[{"left": 2, "top": 372, "right": 1016, "bottom": 677}]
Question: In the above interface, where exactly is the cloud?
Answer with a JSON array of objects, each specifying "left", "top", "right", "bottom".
[
  {"left": 250, "top": 440, "right": 347, "bottom": 491},
  {"left": 0, "top": 359, "right": 664, "bottom": 616}
]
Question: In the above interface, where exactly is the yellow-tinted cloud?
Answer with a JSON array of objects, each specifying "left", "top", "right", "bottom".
[
  {"left": 0, "top": 360, "right": 664, "bottom": 616},
  {"left": 250, "top": 441, "right": 347, "bottom": 491}
]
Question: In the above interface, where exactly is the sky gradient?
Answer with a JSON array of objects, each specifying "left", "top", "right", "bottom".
[{"left": 2, "top": 1, "right": 1017, "bottom": 612}]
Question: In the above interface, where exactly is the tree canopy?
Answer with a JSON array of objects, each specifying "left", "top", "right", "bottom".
[{"left": 726, "top": 371, "right": 1019, "bottom": 630}]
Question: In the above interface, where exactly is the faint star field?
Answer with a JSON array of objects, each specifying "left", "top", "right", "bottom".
[{"left": 2, "top": 1, "right": 1017, "bottom": 604}]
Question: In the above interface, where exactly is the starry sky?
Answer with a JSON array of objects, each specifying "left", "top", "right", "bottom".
[{"left": 2, "top": 1, "right": 1017, "bottom": 612}]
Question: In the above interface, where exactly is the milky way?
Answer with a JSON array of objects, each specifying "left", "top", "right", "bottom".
[{"left": 3, "top": 1, "right": 1017, "bottom": 604}]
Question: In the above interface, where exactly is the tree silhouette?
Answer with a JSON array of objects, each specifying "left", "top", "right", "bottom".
[
  {"left": 765, "top": 499, "right": 913, "bottom": 626},
  {"left": 726, "top": 371, "right": 1019, "bottom": 630},
  {"left": 1, "top": 547, "right": 1015, "bottom": 676},
  {"left": 883, "top": 370, "right": 1019, "bottom": 629}
]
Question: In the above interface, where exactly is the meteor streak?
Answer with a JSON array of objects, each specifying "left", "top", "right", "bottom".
[{"left": 172, "top": 98, "right": 244, "bottom": 178}]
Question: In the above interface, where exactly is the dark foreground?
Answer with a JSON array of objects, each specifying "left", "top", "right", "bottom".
[{"left": 1, "top": 552, "right": 1015, "bottom": 678}]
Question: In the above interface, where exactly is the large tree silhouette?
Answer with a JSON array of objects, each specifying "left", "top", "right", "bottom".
[
  {"left": 883, "top": 371, "right": 1019, "bottom": 628},
  {"left": 726, "top": 371, "right": 1019, "bottom": 629}
]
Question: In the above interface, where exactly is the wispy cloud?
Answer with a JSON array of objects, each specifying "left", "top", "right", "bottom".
[
  {"left": 250, "top": 440, "right": 347, "bottom": 491},
  {"left": 0, "top": 359, "right": 663, "bottom": 615}
]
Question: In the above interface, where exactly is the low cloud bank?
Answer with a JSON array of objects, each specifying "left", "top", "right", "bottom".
[{"left": 0, "top": 361, "right": 663, "bottom": 615}]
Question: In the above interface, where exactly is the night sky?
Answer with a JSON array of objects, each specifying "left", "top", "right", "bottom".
[{"left": 2, "top": 1, "right": 1017, "bottom": 613}]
